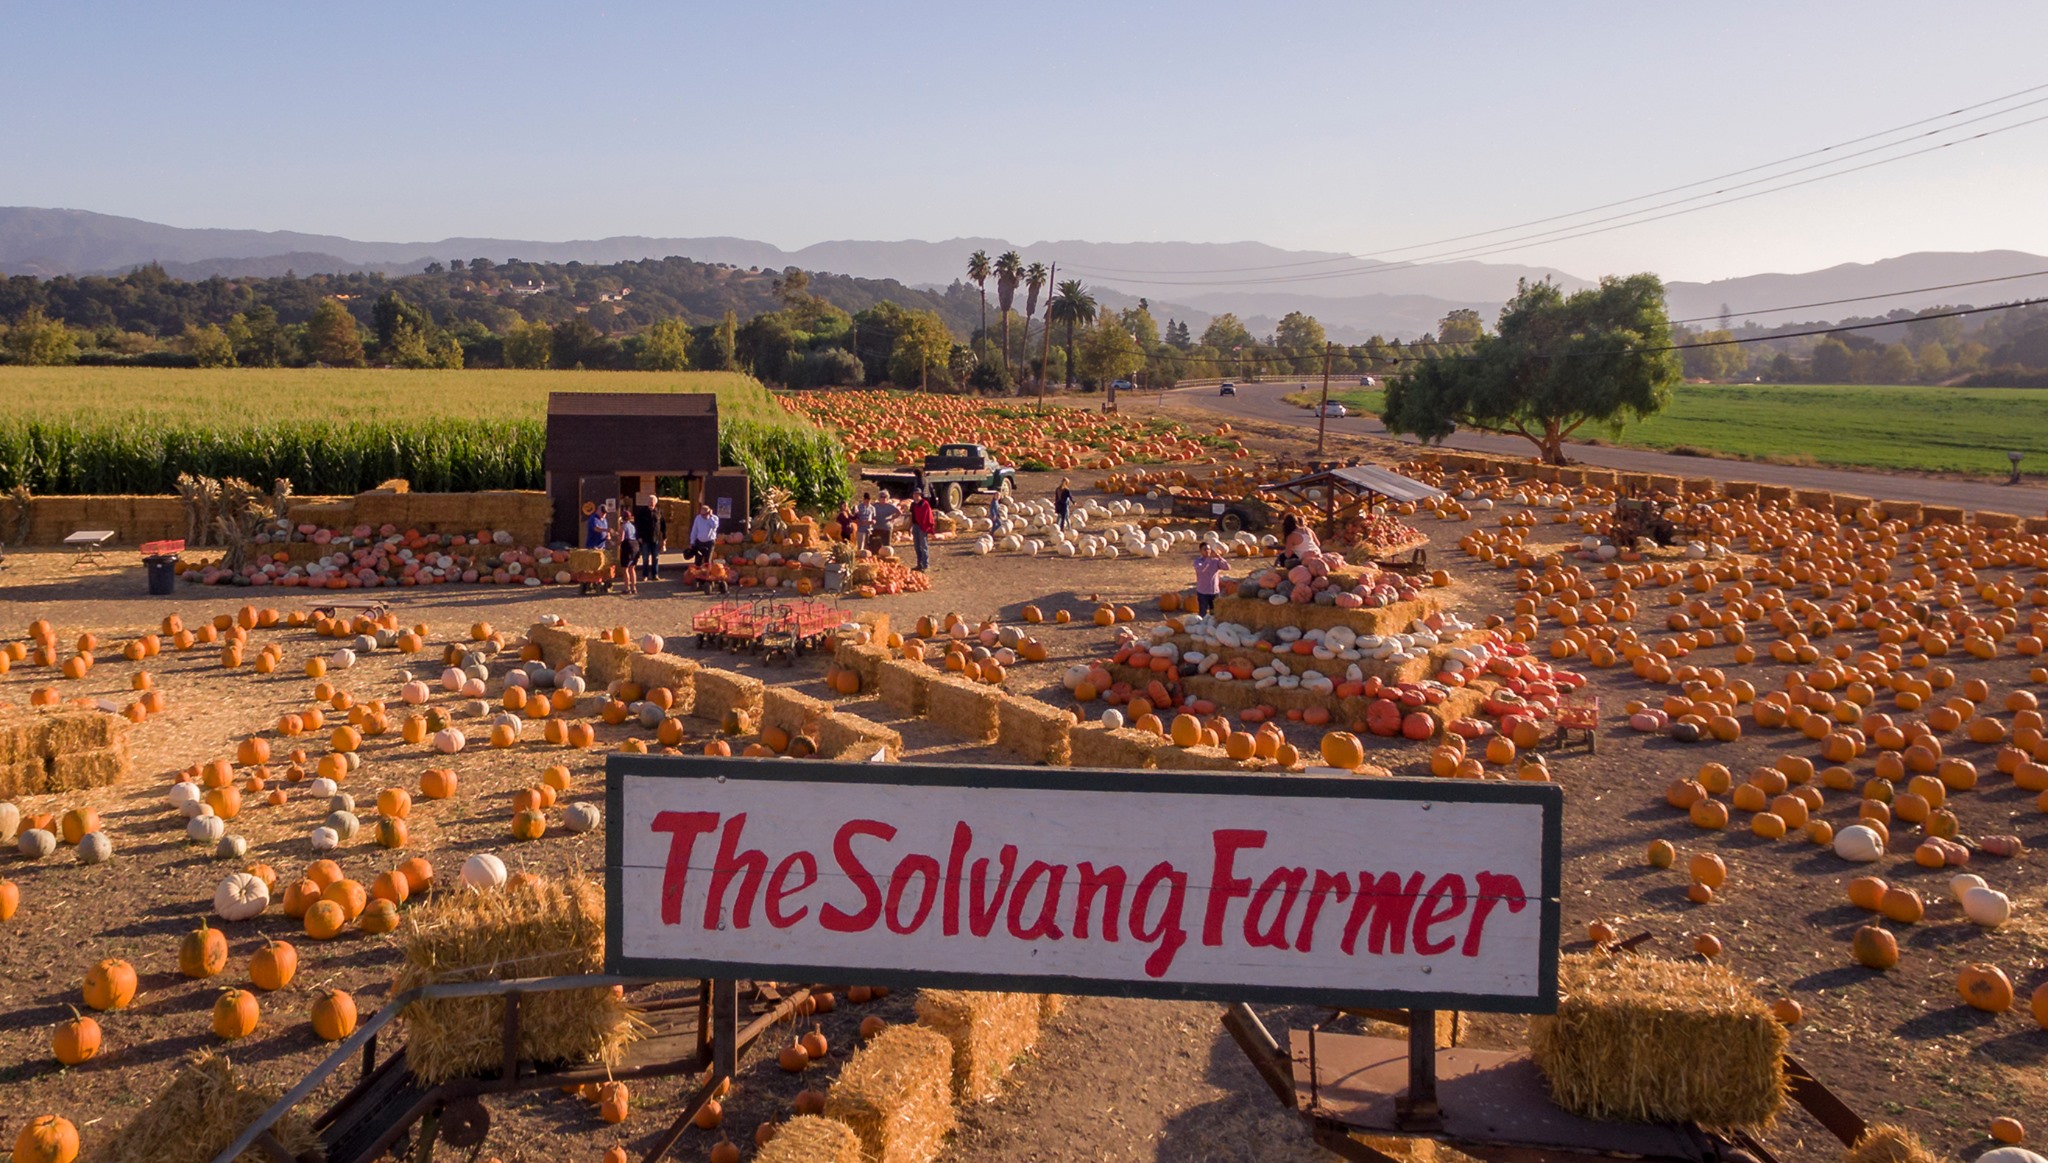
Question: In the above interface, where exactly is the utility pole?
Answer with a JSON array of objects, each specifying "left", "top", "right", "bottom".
[
  {"left": 1037, "top": 262, "right": 1056, "bottom": 413},
  {"left": 1316, "top": 341, "right": 1333, "bottom": 456}
]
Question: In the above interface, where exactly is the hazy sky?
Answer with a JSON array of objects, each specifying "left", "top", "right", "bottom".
[{"left": 5, "top": 1, "right": 2047, "bottom": 281}]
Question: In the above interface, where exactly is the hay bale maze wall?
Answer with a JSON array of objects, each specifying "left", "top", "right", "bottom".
[
  {"left": 824, "top": 1024, "right": 957, "bottom": 1163},
  {"left": 833, "top": 641, "right": 892, "bottom": 690},
  {"left": 995, "top": 695, "right": 1072, "bottom": 766},
  {"left": 754, "top": 1115, "right": 864, "bottom": 1163},
  {"left": 1528, "top": 952, "right": 1785, "bottom": 1127},
  {"left": 817, "top": 711, "right": 903, "bottom": 761},
  {"left": 923, "top": 673, "right": 1001, "bottom": 745},
  {"left": 526, "top": 622, "right": 589, "bottom": 670},
  {"left": 583, "top": 637, "right": 637, "bottom": 686},
  {"left": 394, "top": 878, "right": 638, "bottom": 1085},
  {"left": 876, "top": 658, "right": 932, "bottom": 716},
  {"left": 913, "top": 990, "right": 1043, "bottom": 1103},
  {"left": 0, "top": 707, "right": 132, "bottom": 796},
  {"left": 1067, "top": 723, "right": 1162, "bottom": 770},
  {"left": 692, "top": 667, "right": 765, "bottom": 727},
  {"left": 629, "top": 652, "right": 701, "bottom": 711},
  {"left": 763, "top": 686, "right": 836, "bottom": 742}
]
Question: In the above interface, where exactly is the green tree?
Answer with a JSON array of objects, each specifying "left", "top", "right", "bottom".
[
  {"left": 993, "top": 251, "right": 1023, "bottom": 370},
  {"left": 1118, "top": 304, "right": 1160, "bottom": 352},
  {"left": 636, "top": 317, "right": 693, "bottom": 371},
  {"left": 1047, "top": 280, "right": 1098, "bottom": 388},
  {"left": 1382, "top": 275, "right": 1682, "bottom": 465},
  {"left": 966, "top": 250, "right": 992, "bottom": 345},
  {"left": 228, "top": 305, "right": 287, "bottom": 366},
  {"left": 1915, "top": 342, "right": 1951, "bottom": 382},
  {"left": 2, "top": 307, "right": 78, "bottom": 365},
  {"left": 1877, "top": 342, "right": 1917, "bottom": 384},
  {"left": 371, "top": 290, "right": 430, "bottom": 354},
  {"left": 303, "top": 299, "right": 365, "bottom": 366},
  {"left": 888, "top": 308, "right": 954, "bottom": 389},
  {"left": 1200, "top": 313, "right": 1255, "bottom": 352},
  {"left": 1436, "top": 308, "right": 1485, "bottom": 346},
  {"left": 1808, "top": 337, "right": 1853, "bottom": 383},
  {"left": 1275, "top": 311, "right": 1326, "bottom": 354},
  {"left": 1680, "top": 329, "right": 1746, "bottom": 380},
  {"left": 1078, "top": 316, "right": 1145, "bottom": 388},
  {"left": 503, "top": 319, "right": 554, "bottom": 369},
  {"left": 1020, "top": 261, "right": 1049, "bottom": 386},
  {"left": 184, "top": 323, "right": 236, "bottom": 368}
]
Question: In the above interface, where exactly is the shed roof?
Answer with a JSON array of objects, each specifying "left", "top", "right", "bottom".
[
  {"left": 1260, "top": 464, "right": 1445, "bottom": 504},
  {"left": 545, "top": 392, "right": 719, "bottom": 417}
]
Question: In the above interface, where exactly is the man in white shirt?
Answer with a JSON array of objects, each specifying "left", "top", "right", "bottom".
[{"left": 688, "top": 504, "right": 720, "bottom": 566}]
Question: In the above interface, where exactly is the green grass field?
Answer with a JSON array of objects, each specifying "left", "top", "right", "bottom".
[
  {"left": 1284, "top": 383, "right": 2048, "bottom": 476},
  {"left": 0, "top": 367, "right": 849, "bottom": 505}
]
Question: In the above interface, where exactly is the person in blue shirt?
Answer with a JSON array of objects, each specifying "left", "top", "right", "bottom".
[{"left": 584, "top": 506, "right": 610, "bottom": 550}]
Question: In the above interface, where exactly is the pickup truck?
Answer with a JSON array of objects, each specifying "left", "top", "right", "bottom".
[{"left": 858, "top": 443, "right": 1018, "bottom": 510}]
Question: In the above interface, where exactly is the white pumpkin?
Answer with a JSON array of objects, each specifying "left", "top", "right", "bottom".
[
  {"left": 1978, "top": 1150, "right": 2048, "bottom": 1163},
  {"left": 1961, "top": 885, "right": 2012, "bottom": 927},
  {"left": 460, "top": 852, "right": 508, "bottom": 891},
  {"left": 330, "top": 648, "right": 357, "bottom": 670},
  {"left": 640, "top": 634, "right": 664, "bottom": 655},
  {"left": 169, "top": 781, "right": 203, "bottom": 815},
  {"left": 325, "top": 811, "right": 361, "bottom": 840},
  {"left": 1832, "top": 824, "right": 1885, "bottom": 863},
  {"left": 1949, "top": 872, "right": 1988, "bottom": 902},
  {"left": 0, "top": 801, "right": 17, "bottom": 841},
  {"left": 18, "top": 828, "right": 57, "bottom": 859},
  {"left": 563, "top": 802, "right": 602, "bottom": 833},
  {"left": 506, "top": 670, "right": 531, "bottom": 691},
  {"left": 560, "top": 675, "right": 587, "bottom": 697},
  {"left": 441, "top": 666, "right": 467, "bottom": 692},
  {"left": 310, "top": 825, "right": 340, "bottom": 852},
  {"left": 461, "top": 678, "right": 488, "bottom": 698},
  {"left": 307, "top": 777, "right": 340, "bottom": 799},
  {"left": 400, "top": 680, "right": 432, "bottom": 705},
  {"left": 76, "top": 832, "right": 113, "bottom": 864},
  {"left": 433, "top": 728, "right": 467, "bottom": 755},
  {"left": 213, "top": 871, "right": 271, "bottom": 920},
  {"left": 1101, "top": 708, "right": 1126, "bottom": 729},
  {"left": 328, "top": 792, "right": 356, "bottom": 814},
  {"left": 215, "top": 834, "right": 249, "bottom": 860},
  {"left": 187, "top": 814, "right": 227, "bottom": 845}
]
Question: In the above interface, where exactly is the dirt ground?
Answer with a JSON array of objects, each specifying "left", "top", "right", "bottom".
[{"left": 1, "top": 413, "right": 2043, "bottom": 1162}]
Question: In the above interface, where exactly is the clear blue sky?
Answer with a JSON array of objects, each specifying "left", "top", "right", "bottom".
[{"left": 5, "top": 1, "right": 2047, "bottom": 281}]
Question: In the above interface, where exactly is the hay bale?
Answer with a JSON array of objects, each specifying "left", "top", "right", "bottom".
[
  {"left": 1831, "top": 493, "right": 1872, "bottom": 519},
  {"left": 1067, "top": 723, "right": 1162, "bottom": 770},
  {"left": 755, "top": 1115, "right": 865, "bottom": 1163},
  {"left": 351, "top": 490, "right": 411, "bottom": 528},
  {"left": 629, "top": 652, "right": 700, "bottom": 702},
  {"left": 876, "top": 659, "right": 932, "bottom": 716},
  {"left": 764, "top": 687, "right": 835, "bottom": 741},
  {"left": 692, "top": 668, "right": 764, "bottom": 728},
  {"left": 0, "top": 717, "right": 30, "bottom": 763},
  {"left": 2025, "top": 516, "right": 2048, "bottom": 535},
  {"left": 1723, "top": 480, "right": 1759, "bottom": 500},
  {"left": 1529, "top": 952, "right": 1785, "bottom": 1127},
  {"left": 1973, "top": 510, "right": 2020, "bottom": 530},
  {"left": 1844, "top": 1125, "right": 1942, "bottom": 1163},
  {"left": 1153, "top": 743, "right": 1258, "bottom": 771},
  {"left": 1921, "top": 504, "right": 1965, "bottom": 528},
  {"left": 1794, "top": 489, "right": 1834, "bottom": 512},
  {"left": 1039, "top": 994, "right": 1067, "bottom": 1020},
  {"left": 924, "top": 673, "right": 1001, "bottom": 744},
  {"left": 0, "top": 758, "right": 49, "bottom": 798},
  {"left": 834, "top": 642, "right": 892, "bottom": 689},
  {"left": 395, "top": 878, "right": 638, "bottom": 1085},
  {"left": 49, "top": 738, "right": 132, "bottom": 791},
  {"left": 824, "top": 1024, "right": 956, "bottom": 1163},
  {"left": 97, "top": 1050, "right": 323, "bottom": 1163},
  {"left": 817, "top": 711, "right": 902, "bottom": 762},
  {"left": 584, "top": 638, "right": 636, "bottom": 686},
  {"left": 995, "top": 696, "right": 1071, "bottom": 766},
  {"left": 1876, "top": 500, "right": 1922, "bottom": 525},
  {"left": 131, "top": 496, "right": 187, "bottom": 541},
  {"left": 914, "top": 990, "right": 1041, "bottom": 1103},
  {"left": 527, "top": 622, "right": 589, "bottom": 670},
  {"left": 1683, "top": 477, "right": 1719, "bottom": 498}
]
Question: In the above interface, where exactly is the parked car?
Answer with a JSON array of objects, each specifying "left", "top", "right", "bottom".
[
  {"left": 1218, "top": 382, "right": 1236, "bottom": 396},
  {"left": 1359, "top": 375, "right": 1377, "bottom": 386},
  {"left": 1316, "top": 402, "right": 1348, "bottom": 418}
]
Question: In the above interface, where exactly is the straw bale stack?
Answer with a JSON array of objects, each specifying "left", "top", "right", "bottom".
[
  {"left": 824, "top": 1024, "right": 957, "bottom": 1163},
  {"left": 1845, "top": 1125, "right": 1943, "bottom": 1163},
  {"left": 1067, "top": 723, "right": 1162, "bottom": 770},
  {"left": 876, "top": 659, "right": 932, "bottom": 716},
  {"left": 1921, "top": 504, "right": 1964, "bottom": 527},
  {"left": 1973, "top": 510, "right": 2020, "bottom": 531},
  {"left": 914, "top": 990, "right": 1041, "bottom": 1103},
  {"left": 1580, "top": 468, "right": 1619, "bottom": 489},
  {"left": 352, "top": 490, "right": 411, "bottom": 528},
  {"left": 834, "top": 641, "right": 892, "bottom": 690},
  {"left": 0, "top": 707, "right": 131, "bottom": 795},
  {"left": 693, "top": 667, "right": 764, "bottom": 727},
  {"left": 1794, "top": 489, "right": 1834, "bottom": 512},
  {"left": 1831, "top": 493, "right": 1872, "bottom": 519},
  {"left": 49, "top": 734, "right": 135, "bottom": 791},
  {"left": 1876, "top": 500, "right": 1922, "bottom": 525},
  {"left": 97, "top": 1050, "right": 323, "bottom": 1163},
  {"left": 764, "top": 686, "right": 834, "bottom": 741},
  {"left": 1210, "top": 595, "right": 1440, "bottom": 636},
  {"left": 27, "top": 496, "right": 92, "bottom": 544},
  {"left": 583, "top": 637, "right": 636, "bottom": 686},
  {"left": 288, "top": 499, "right": 356, "bottom": 527},
  {"left": 1153, "top": 743, "right": 1260, "bottom": 772},
  {"left": 1683, "top": 477, "right": 1719, "bottom": 498},
  {"left": 1529, "top": 952, "right": 1785, "bottom": 1127},
  {"left": 754, "top": 1115, "right": 864, "bottom": 1163},
  {"left": 566, "top": 548, "right": 611, "bottom": 575},
  {"left": 923, "top": 672, "right": 1001, "bottom": 745},
  {"left": 629, "top": 652, "right": 700, "bottom": 710},
  {"left": 995, "top": 695, "right": 1072, "bottom": 766},
  {"left": 2025, "top": 516, "right": 2048, "bottom": 535},
  {"left": 526, "top": 622, "right": 589, "bottom": 670},
  {"left": 394, "top": 878, "right": 639, "bottom": 1085},
  {"left": 817, "top": 711, "right": 902, "bottom": 761},
  {"left": 1755, "top": 484, "right": 1794, "bottom": 506}
]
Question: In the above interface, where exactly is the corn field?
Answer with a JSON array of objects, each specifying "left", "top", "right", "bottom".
[{"left": 0, "top": 367, "right": 851, "bottom": 507}]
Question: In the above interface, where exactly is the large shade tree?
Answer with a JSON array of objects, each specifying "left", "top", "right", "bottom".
[{"left": 1382, "top": 274, "right": 1681, "bottom": 465}]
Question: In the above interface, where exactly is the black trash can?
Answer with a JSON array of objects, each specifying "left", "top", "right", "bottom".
[{"left": 144, "top": 554, "right": 178, "bottom": 596}]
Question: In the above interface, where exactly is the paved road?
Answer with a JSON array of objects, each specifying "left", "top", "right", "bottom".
[{"left": 1170, "top": 381, "right": 2048, "bottom": 514}]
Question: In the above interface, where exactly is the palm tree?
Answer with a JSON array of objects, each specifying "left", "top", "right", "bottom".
[
  {"left": 965, "top": 250, "right": 991, "bottom": 346},
  {"left": 1047, "top": 279, "right": 1097, "bottom": 389},
  {"left": 993, "top": 250, "right": 1023, "bottom": 372},
  {"left": 1020, "top": 262, "right": 1048, "bottom": 388}
]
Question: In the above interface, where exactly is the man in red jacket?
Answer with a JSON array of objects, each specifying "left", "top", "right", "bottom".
[{"left": 909, "top": 490, "right": 936, "bottom": 572}]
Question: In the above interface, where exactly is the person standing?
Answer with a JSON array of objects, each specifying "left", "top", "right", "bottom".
[
  {"left": 1054, "top": 479, "right": 1073, "bottom": 531},
  {"left": 1192, "top": 540, "right": 1230, "bottom": 618},
  {"left": 854, "top": 493, "right": 876, "bottom": 556},
  {"left": 987, "top": 487, "right": 1004, "bottom": 530},
  {"left": 909, "top": 490, "right": 935, "bottom": 572},
  {"left": 632, "top": 493, "right": 663, "bottom": 581},
  {"left": 688, "top": 503, "right": 720, "bottom": 567},
  {"left": 584, "top": 503, "right": 610, "bottom": 550},
  {"left": 616, "top": 511, "right": 641, "bottom": 595}
]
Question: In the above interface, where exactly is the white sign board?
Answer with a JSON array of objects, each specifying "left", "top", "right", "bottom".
[{"left": 605, "top": 758, "right": 1562, "bottom": 1010}]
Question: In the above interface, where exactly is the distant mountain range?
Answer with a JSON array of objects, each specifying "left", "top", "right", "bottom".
[{"left": 4, "top": 206, "right": 2044, "bottom": 341}]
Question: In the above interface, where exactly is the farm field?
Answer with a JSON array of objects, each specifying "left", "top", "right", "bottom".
[
  {"left": 1288, "top": 382, "right": 2048, "bottom": 476},
  {"left": 0, "top": 420, "right": 2044, "bottom": 1163},
  {"left": 0, "top": 367, "right": 846, "bottom": 504}
]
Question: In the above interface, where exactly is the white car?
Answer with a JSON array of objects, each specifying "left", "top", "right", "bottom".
[{"left": 1316, "top": 402, "right": 1348, "bottom": 418}]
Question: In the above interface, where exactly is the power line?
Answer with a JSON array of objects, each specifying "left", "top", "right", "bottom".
[
  {"left": 1067, "top": 80, "right": 2048, "bottom": 278},
  {"left": 1668, "top": 268, "right": 2048, "bottom": 326}
]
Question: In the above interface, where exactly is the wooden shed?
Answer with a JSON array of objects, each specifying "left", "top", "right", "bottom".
[{"left": 543, "top": 392, "right": 740, "bottom": 545}]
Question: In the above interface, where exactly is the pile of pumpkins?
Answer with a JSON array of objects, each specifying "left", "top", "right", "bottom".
[{"left": 782, "top": 389, "right": 1236, "bottom": 471}]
